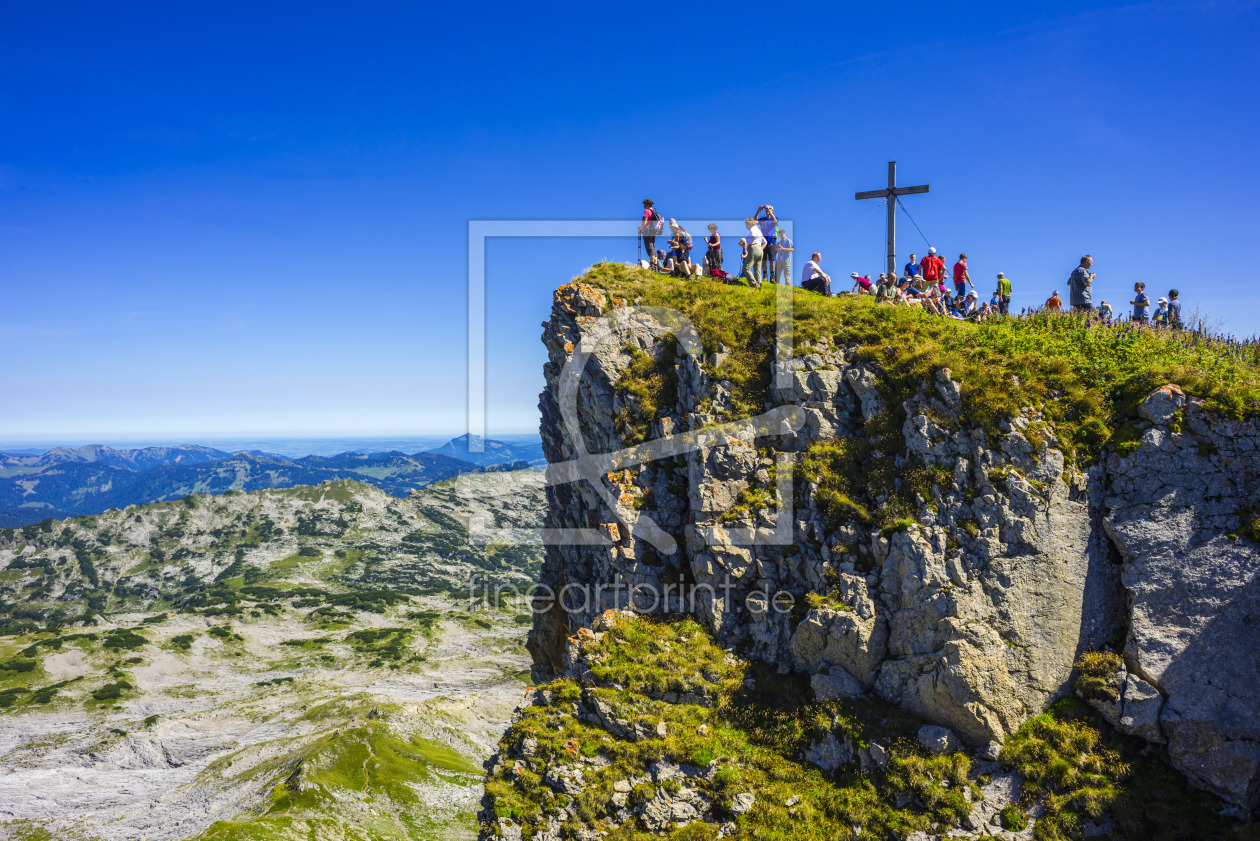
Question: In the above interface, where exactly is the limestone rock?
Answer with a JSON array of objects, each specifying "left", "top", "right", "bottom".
[
  {"left": 532, "top": 284, "right": 1258, "bottom": 813},
  {"left": 1118, "top": 674, "right": 1164, "bottom": 743},
  {"left": 1137, "top": 384, "right": 1186, "bottom": 424},
  {"left": 803, "top": 732, "right": 851, "bottom": 772},
  {"left": 730, "top": 792, "right": 756, "bottom": 815},
  {"left": 1103, "top": 400, "right": 1260, "bottom": 810},
  {"left": 790, "top": 582, "right": 887, "bottom": 688},
  {"left": 811, "top": 670, "right": 864, "bottom": 701},
  {"left": 918, "top": 724, "right": 961, "bottom": 755}
]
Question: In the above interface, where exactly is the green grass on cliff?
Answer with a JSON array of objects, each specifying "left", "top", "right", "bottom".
[
  {"left": 1002, "top": 695, "right": 1234, "bottom": 841},
  {"left": 485, "top": 614, "right": 982, "bottom": 841},
  {"left": 579, "top": 263, "right": 1260, "bottom": 464},
  {"left": 486, "top": 616, "right": 1241, "bottom": 841}
]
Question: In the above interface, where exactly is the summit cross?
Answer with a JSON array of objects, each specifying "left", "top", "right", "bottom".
[{"left": 855, "top": 161, "right": 929, "bottom": 279}]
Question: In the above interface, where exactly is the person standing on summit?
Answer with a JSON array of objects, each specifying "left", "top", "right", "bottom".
[
  {"left": 952, "top": 253, "right": 974, "bottom": 298},
  {"left": 919, "top": 247, "right": 945, "bottom": 283},
  {"left": 755, "top": 205, "right": 778, "bottom": 281},
  {"left": 638, "top": 199, "right": 664, "bottom": 271},
  {"left": 742, "top": 218, "right": 765, "bottom": 287},
  {"left": 1067, "top": 255, "right": 1095, "bottom": 312},
  {"left": 772, "top": 226, "right": 793, "bottom": 285}
]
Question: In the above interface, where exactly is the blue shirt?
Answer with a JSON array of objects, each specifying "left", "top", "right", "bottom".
[
  {"left": 904, "top": 261, "right": 918, "bottom": 278},
  {"left": 1133, "top": 291, "right": 1150, "bottom": 319},
  {"left": 775, "top": 234, "right": 793, "bottom": 263},
  {"left": 1068, "top": 266, "right": 1093, "bottom": 306},
  {"left": 758, "top": 217, "right": 776, "bottom": 243}
]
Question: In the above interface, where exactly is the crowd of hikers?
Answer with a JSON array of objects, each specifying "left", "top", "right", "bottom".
[{"left": 637, "top": 199, "right": 1185, "bottom": 327}]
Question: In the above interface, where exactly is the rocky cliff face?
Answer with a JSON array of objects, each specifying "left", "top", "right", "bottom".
[{"left": 528, "top": 280, "right": 1259, "bottom": 814}]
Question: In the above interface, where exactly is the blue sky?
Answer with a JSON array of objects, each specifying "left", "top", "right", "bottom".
[{"left": 2, "top": 1, "right": 1257, "bottom": 440}]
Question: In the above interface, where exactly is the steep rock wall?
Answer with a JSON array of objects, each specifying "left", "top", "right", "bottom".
[{"left": 530, "top": 281, "right": 1259, "bottom": 811}]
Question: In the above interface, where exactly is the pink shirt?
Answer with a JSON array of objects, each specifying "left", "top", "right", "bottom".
[{"left": 953, "top": 261, "right": 968, "bottom": 282}]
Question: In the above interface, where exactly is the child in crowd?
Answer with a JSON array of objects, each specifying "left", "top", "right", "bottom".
[
  {"left": 1168, "top": 289, "right": 1182, "bottom": 328},
  {"left": 1153, "top": 297, "right": 1170, "bottom": 327},
  {"left": 1130, "top": 282, "right": 1150, "bottom": 323},
  {"left": 1045, "top": 290, "right": 1063, "bottom": 312},
  {"left": 1099, "top": 301, "right": 1113, "bottom": 322}
]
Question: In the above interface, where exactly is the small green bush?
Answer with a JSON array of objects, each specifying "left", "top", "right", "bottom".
[{"left": 1000, "top": 804, "right": 1028, "bottom": 831}]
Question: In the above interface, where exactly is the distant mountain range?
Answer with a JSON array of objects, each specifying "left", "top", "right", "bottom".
[
  {"left": 0, "top": 436, "right": 544, "bottom": 527},
  {"left": 424, "top": 433, "right": 543, "bottom": 466}
]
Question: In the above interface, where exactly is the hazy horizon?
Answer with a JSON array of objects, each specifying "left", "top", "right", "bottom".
[{"left": 0, "top": 430, "right": 543, "bottom": 459}]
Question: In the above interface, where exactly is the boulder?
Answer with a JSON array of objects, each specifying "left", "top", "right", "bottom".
[
  {"left": 1104, "top": 400, "right": 1260, "bottom": 810},
  {"left": 803, "top": 732, "right": 852, "bottom": 772},
  {"left": 918, "top": 724, "right": 961, "bottom": 755},
  {"left": 811, "top": 670, "right": 864, "bottom": 702},
  {"left": 1137, "top": 384, "right": 1186, "bottom": 425}
]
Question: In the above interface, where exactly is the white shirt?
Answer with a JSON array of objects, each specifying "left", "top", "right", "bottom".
[
  {"left": 748, "top": 227, "right": 766, "bottom": 248},
  {"left": 801, "top": 261, "right": 823, "bottom": 283}
]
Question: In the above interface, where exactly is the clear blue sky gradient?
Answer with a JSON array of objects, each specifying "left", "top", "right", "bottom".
[{"left": 2, "top": 1, "right": 1257, "bottom": 438}]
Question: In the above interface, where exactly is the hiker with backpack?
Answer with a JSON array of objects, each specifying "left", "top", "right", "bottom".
[{"left": 639, "top": 199, "right": 665, "bottom": 270}]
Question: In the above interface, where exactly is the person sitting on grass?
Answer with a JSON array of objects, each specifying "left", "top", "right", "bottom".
[
  {"left": 801, "top": 252, "right": 832, "bottom": 296},
  {"left": 667, "top": 219, "right": 693, "bottom": 278},
  {"left": 1130, "top": 281, "right": 1150, "bottom": 323},
  {"left": 1045, "top": 290, "right": 1063, "bottom": 312},
  {"left": 658, "top": 250, "right": 675, "bottom": 274},
  {"left": 851, "top": 272, "right": 874, "bottom": 295},
  {"left": 875, "top": 274, "right": 897, "bottom": 302},
  {"left": 924, "top": 285, "right": 948, "bottom": 316}
]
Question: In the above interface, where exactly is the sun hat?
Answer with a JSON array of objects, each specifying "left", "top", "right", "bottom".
[
  {"left": 851, "top": 272, "right": 860, "bottom": 278},
  {"left": 1158, "top": 297, "right": 1168, "bottom": 304},
  {"left": 966, "top": 290, "right": 977, "bottom": 298}
]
